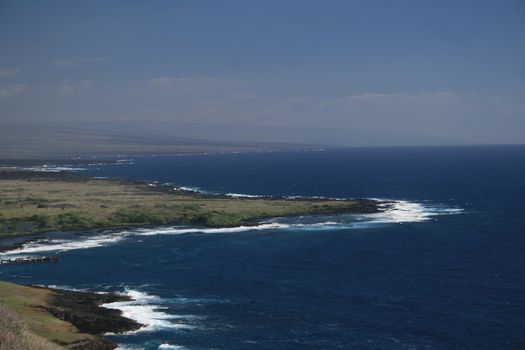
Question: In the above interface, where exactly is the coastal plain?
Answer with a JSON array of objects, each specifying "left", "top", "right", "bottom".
[
  {"left": 0, "top": 170, "right": 379, "bottom": 350},
  {"left": 0, "top": 171, "right": 378, "bottom": 238}
]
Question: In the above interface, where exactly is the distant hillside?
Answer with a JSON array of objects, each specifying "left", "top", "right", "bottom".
[{"left": 0, "top": 122, "right": 327, "bottom": 159}]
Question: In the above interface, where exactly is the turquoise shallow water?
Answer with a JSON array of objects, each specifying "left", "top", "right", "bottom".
[{"left": 1, "top": 146, "right": 524, "bottom": 350}]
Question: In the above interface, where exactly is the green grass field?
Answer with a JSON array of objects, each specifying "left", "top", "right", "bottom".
[
  {"left": 0, "top": 281, "right": 92, "bottom": 350},
  {"left": 0, "top": 173, "right": 377, "bottom": 237}
]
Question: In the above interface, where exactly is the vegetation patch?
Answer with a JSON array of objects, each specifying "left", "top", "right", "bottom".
[
  {"left": 0, "top": 281, "right": 140, "bottom": 350},
  {"left": 0, "top": 172, "right": 379, "bottom": 237}
]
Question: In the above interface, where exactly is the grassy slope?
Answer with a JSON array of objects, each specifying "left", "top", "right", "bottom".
[
  {"left": 0, "top": 282, "right": 91, "bottom": 349},
  {"left": 0, "top": 305, "right": 64, "bottom": 350},
  {"left": 0, "top": 174, "right": 376, "bottom": 238}
]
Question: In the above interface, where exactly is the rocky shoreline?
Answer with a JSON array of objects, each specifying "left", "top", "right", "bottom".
[
  {"left": 43, "top": 287, "right": 142, "bottom": 350},
  {"left": 0, "top": 281, "right": 142, "bottom": 350},
  {"left": 0, "top": 168, "right": 384, "bottom": 250},
  {"left": 0, "top": 166, "right": 385, "bottom": 349}
]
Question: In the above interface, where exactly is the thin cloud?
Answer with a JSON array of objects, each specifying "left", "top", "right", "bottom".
[
  {"left": 349, "top": 91, "right": 458, "bottom": 103},
  {"left": 149, "top": 76, "right": 177, "bottom": 85},
  {"left": 150, "top": 76, "right": 221, "bottom": 87},
  {"left": 0, "top": 68, "right": 20, "bottom": 78},
  {"left": 58, "top": 80, "right": 92, "bottom": 96},
  {"left": 0, "top": 83, "right": 27, "bottom": 98},
  {"left": 54, "top": 57, "right": 108, "bottom": 67},
  {"left": 149, "top": 76, "right": 244, "bottom": 91},
  {"left": 350, "top": 92, "right": 389, "bottom": 102}
]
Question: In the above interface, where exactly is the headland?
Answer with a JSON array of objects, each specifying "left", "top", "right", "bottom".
[{"left": 0, "top": 167, "right": 382, "bottom": 349}]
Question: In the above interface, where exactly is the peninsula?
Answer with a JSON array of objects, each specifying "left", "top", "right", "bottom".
[
  {"left": 0, "top": 170, "right": 379, "bottom": 240},
  {"left": 0, "top": 169, "right": 382, "bottom": 349}
]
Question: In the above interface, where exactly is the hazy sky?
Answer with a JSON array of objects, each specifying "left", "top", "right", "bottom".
[{"left": 1, "top": 0, "right": 524, "bottom": 146}]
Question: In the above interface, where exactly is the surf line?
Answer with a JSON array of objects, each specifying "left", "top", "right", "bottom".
[{"left": 0, "top": 200, "right": 463, "bottom": 257}]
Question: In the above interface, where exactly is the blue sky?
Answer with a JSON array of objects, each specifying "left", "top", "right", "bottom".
[{"left": 0, "top": 0, "right": 524, "bottom": 146}]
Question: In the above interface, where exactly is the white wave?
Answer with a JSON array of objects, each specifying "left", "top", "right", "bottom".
[
  {"left": 116, "top": 346, "right": 186, "bottom": 350},
  {"left": 133, "top": 223, "right": 290, "bottom": 236},
  {"left": 116, "top": 159, "right": 134, "bottom": 164},
  {"left": 0, "top": 159, "right": 133, "bottom": 173},
  {"left": 102, "top": 289, "right": 198, "bottom": 334},
  {"left": 4, "top": 165, "right": 89, "bottom": 172},
  {"left": 173, "top": 186, "right": 214, "bottom": 195},
  {"left": 0, "top": 200, "right": 463, "bottom": 257},
  {"left": 285, "top": 195, "right": 344, "bottom": 200},
  {"left": 0, "top": 222, "right": 338, "bottom": 257},
  {"left": 158, "top": 344, "right": 187, "bottom": 350},
  {"left": 366, "top": 200, "right": 463, "bottom": 224},
  {"left": 176, "top": 186, "right": 201, "bottom": 192},
  {"left": 40, "top": 284, "right": 109, "bottom": 294},
  {"left": 225, "top": 193, "right": 265, "bottom": 198},
  {"left": 0, "top": 232, "right": 126, "bottom": 257},
  {"left": 87, "top": 162, "right": 113, "bottom": 166},
  {"left": 115, "top": 346, "right": 143, "bottom": 350}
]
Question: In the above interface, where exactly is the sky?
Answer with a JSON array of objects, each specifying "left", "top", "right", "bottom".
[{"left": 0, "top": 0, "right": 524, "bottom": 146}]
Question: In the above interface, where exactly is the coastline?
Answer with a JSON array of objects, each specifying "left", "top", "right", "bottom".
[
  {"left": 0, "top": 169, "right": 382, "bottom": 251},
  {"left": 0, "top": 281, "right": 141, "bottom": 350},
  {"left": 0, "top": 153, "right": 469, "bottom": 349},
  {"left": 0, "top": 167, "right": 384, "bottom": 348}
]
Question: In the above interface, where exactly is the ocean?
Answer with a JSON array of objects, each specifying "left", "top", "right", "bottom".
[{"left": 1, "top": 146, "right": 524, "bottom": 350}]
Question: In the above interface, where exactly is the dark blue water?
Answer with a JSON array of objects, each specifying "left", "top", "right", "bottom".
[{"left": 2, "top": 146, "right": 525, "bottom": 350}]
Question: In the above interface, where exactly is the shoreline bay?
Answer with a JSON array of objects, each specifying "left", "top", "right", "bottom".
[{"left": 0, "top": 168, "right": 383, "bottom": 349}]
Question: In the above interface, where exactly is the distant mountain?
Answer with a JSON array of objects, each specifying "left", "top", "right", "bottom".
[{"left": 0, "top": 121, "right": 331, "bottom": 159}]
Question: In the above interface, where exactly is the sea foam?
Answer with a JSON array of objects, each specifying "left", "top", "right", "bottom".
[
  {"left": 101, "top": 289, "right": 199, "bottom": 334},
  {"left": 0, "top": 200, "right": 463, "bottom": 257},
  {"left": 225, "top": 192, "right": 265, "bottom": 198},
  {"left": 0, "top": 165, "right": 87, "bottom": 172},
  {"left": 115, "top": 344, "right": 186, "bottom": 350},
  {"left": 0, "top": 232, "right": 126, "bottom": 257},
  {"left": 369, "top": 200, "right": 463, "bottom": 224},
  {"left": 157, "top": 343, "right": 187, "bottom": 350}
]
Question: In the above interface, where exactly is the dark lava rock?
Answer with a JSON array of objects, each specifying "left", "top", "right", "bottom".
[{"left": 41, "top": 287, "right": 143, "bottom": 350}]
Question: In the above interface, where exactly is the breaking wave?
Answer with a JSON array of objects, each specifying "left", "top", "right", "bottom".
[
  {"left": 225, "top": 192, "right": 265, "bottom": 198},
  {"left": 224, "top": 192, "right": 346, "bottom": 200},
  {"left": 116, "top": 345, "right": 187, "bottom": 350},
  {"left": 0, "top": 200, "right": 462, "bottom": 257},
  {"left": 0, "top": 232, "right": 127, "bottom": 257},
  {"left": 101, "top": 288, "right": 201, "bottom": 334},
  {"left": 157, "top": 344, "right": 187, "bottom": 350},
  {"left": 0, "top": 165, "right": 88, "bottom": 172},
  {"left": 0, "top": 159, "right": 134, "bottom": 173},
  {"left": 366, "top": 200, "right": 463, "bottom": 224}
]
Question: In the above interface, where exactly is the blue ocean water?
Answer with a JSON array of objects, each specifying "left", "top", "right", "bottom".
[{"left": 1, "top": 146, "right": 525, "bottom": 350}]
